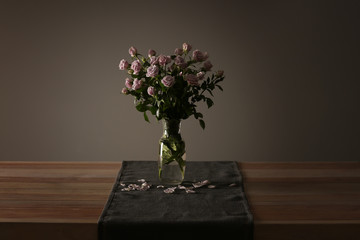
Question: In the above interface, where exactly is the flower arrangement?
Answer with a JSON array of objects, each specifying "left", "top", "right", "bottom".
[{"left": 119, "top": 43, "right": 224, "bottom": 129}]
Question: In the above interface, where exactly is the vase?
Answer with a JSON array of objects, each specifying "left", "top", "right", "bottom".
[{"left": 158, "top": 119, "right": 186, "bottom": 185}]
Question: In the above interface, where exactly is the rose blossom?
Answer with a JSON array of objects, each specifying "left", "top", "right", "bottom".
[
  {"left": 203, "top": 61, "right": 213, "bottom": 71},
  {"left": 216, "top": 70, "right": 224, "bottom": 77},
  {"left": 203, "top": 52, "right": 209, "bottom": 61},
  {"left": 158, "top": 55, "right": 171, "bottom": 66},
  {"left": 166, "top": 56, "right": 171, "bottom": 63},
  {"left": 131, "top": 60, "right": 142, "bottom": 74},
  {"left": 185, "top": 74, "right": 199, "bottom": 86},
  {"left": 146, "top": 65, "right": 159, "bottom": 77},
  {"left": 196, "top": 71, "right": 205, "bottom": 80},
  {"left": 147, "top": 86, "right": 155, "bottom": 96},
  {"left": 132, "top": 78, "right": 142, "bottom": 90},
  {"left": 168, "top": 64, "right": 175, "bottom": 72},
  {"left": 129, "top": 46, "right": 137, "bottom": 57},
  {"left": 119, "top": 59, "right": 129, "bottom": 70},
  {"left": 174, "top": 48, "right": 183, "bottom": 55},
  {"left": 121, "top": 88, "right": 128, "bottom": 94},
  {"left": 150, "top": 56, "right": 158, "bottom": 65},
  {"left": 161, "top": 75, "right": 175, "bottom": 87},
  {"left": 125, "top": 78, "right": 133, "bottom": 89},
  {"left": 148, "top": 49, "right": 156, "bottom": 57},
  {"left": 183, "top": 43, "right": 192, "bottom": 52},
  {"left": 174, "top": 56, "right": 186, "bottom": 68},
  {"left": 192, "top": 50, "right": 205, "bottom": 62}
]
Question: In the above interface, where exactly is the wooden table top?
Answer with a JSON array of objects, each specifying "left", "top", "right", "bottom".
[{"left": 0, "top": 161, "right": 359, "bottom": 240}]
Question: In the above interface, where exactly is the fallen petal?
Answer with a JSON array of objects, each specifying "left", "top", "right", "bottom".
[
  {"left": 192, "top": 182, "right": 203, "bottom": 188},
  {"left": 201, "top": 180, "right": 210, "bottom": 185},
  {"left": 140, "top": 182, "right": 151, "bottom": 191},
  {"left": 164, "top": 187, "right": 176, "bottom": 194},
  {"left": 186, "top": 189, "right": 196, "bottom": 194}
]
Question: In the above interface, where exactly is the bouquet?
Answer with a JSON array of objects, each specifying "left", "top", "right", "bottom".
[{"left": 119, "top": 43, "right": 224, "bottom": 129}]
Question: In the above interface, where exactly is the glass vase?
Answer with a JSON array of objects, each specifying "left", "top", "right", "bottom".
[{"left": 158, "top": 119, "right": 186, "bottom": 185}]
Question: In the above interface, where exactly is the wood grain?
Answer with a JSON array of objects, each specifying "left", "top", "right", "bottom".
[
  {"left": 239, "top": 161, "right": 360, "bottom": 240},
  {"left": 1, "top": 161, "right": 359, "bottom": 240},
  {"left": 0, "top": 161, "right": 122, "bottom": 240}
]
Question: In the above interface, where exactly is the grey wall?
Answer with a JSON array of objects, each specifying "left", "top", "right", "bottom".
[{"left": 1, "top": 0, "right": 359, "bottom": 162}]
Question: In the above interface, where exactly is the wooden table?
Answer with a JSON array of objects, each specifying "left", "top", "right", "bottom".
[
  {"left": 0, "top": 161, "right": 359, "bottom": 240},
  {"left": 239, "top": 162, "right": 360, "bottom": 240}
]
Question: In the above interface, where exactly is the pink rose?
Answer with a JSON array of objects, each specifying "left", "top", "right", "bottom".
[
  {"left": 185, "top": 74, "right": 199, "bottom": 86},
  {"left": 129, "top": 46, "right": 137, "bottom": 57},
  {"left": 192, "top": 50, "right": 205, "bottom": 62},
  {"left": 161, "top": 75, "right": 175, "bottom": 87},
  {"left": 174, "top": 56, "right": 186, "bottom": 68},
  {"left": 146, "top": 65, "right": 159, "bottom": 77},
  {"left": 125, "top": 78, "right": 133, "bottom": 89},
  {"left": 182, "top": 43, "right": 192, "bottom": 52},
  {"left": 132, "top": 78, "right": 142, "bottom": 90},
  {"left": 203, "top": 52, "right": 209, "bottom": 61},
  {"left": 203, "top": 61, "right": 213, "bottom": 71},
  {"left": 119, "top": 59, "right": 129, "bottom": 70},
  {"left": 148, "top": 49, "right": 156, "bottom": 57},
  {"left": 174, "top": 48, "right": 183, "bottom": 55},
  {"left": 158, "top": 55, "right": 171, "bottom": 66},
  {"left": 166, "top": 56, "right": 171, "bottom": 64},
  {"left": 131, "top": 60, "right": 142, "bottom": 74},
  {"left": 168, "top": 64, "right": 175, "bottom": 72},
  {"left": 196, "top": 71, "right": 205, "bottom": 80},
  {"left": 121, "top": 87, "right": 128, "bottom": 94},
  {"left": 216, "top": 70, "right": 224, "bottom": 77},
  {"left": 150, "top": 56, "right": 158, "bottom": 65},
  {"left": 147, "top": 86, "right": 155, "bottom": 96}
]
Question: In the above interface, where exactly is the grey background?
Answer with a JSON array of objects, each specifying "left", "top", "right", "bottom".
[{"left": 1, "top": 0, "right": 359, "bottom": 162}]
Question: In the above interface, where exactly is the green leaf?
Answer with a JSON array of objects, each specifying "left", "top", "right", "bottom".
[
  {"left": 194, "top": 112, "right": 203, "bottom": 119},
  {"left": 156, "top": 109, "right": 162, "bottom": 120},
  {"left": 143, "top": 61, "right": 150, "bottom": 67},
  {"left": 143, "top": 111, "right": 150, "bottom": 122},
  {"left": 136, "top": 103, "right": 147, "bottom": 112},
  {"left": 216, "top": 85, "right": 223, "bottom": 91},
  {"left": 200, "top": 81, "right": 207, "bottom": 90},
  {"left": 199, "top": 119, "right": 205, "bottom": 130},
  {"left": 149, "top": 106, "right": 157, "bottom": 115},
  {"left": 206, "top": 98, "right": 214, "bottom": 108},
  {"left": 177, "top": 158, "right": 186, "bottom": 172},
  {"left": 215, "top": 77, "right": 224, "bottom": 84}
]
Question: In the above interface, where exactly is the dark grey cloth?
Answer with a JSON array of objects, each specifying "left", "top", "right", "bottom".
[{"left": 98, "top": 161, "right": 253, "bottom": 240}]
